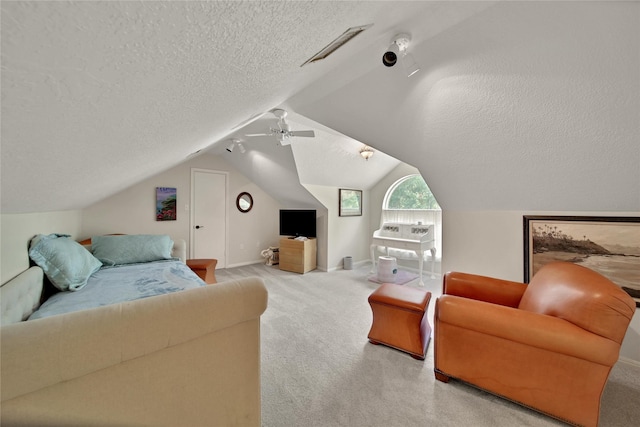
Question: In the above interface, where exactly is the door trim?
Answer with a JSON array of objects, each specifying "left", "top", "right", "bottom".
[{"left": 190, "top": 168, "right": 229, "bottom": 267}]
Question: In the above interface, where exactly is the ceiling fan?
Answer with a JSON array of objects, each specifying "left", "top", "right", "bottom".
[{"left": 245, "top": 109, "right": 315, "bottom": 145}]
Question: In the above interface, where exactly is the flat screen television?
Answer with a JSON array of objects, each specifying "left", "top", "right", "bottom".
[{"left": 279, "top": 209, "right": 316, "bottom": 238}]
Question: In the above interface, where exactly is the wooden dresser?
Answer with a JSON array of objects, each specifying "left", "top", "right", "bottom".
[{"left": 279, "top": 237, "right": 317, "bottom": 274}]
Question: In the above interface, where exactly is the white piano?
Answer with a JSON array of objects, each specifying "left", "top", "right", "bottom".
[{"left": 370, "top": 222, "right": 436, "bottom": 286}]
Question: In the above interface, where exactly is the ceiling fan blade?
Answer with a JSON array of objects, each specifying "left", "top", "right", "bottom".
[
  {"left": 289, "top": 130, "right": 315, "bottom": 138},
  {"left": 245, "top": 133, "right": 271, "bottom": 137}
]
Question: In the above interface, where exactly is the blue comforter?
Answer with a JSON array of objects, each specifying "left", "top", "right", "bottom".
[{"left": 29, "top": 260, "right": 205, "bottom": 320}]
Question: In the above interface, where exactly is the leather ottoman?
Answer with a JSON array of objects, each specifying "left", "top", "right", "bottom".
[
  {"left": 367, "top": 283, "right": 432, "bottom": 359},
  {"left": 186, "top": 259, "right": 218, "bottom": 284}
]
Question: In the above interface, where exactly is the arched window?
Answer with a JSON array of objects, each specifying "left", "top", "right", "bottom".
[
  {"left": 384, "top": 174, "right": 440, "bottom": 210},
  {"left": 379, "top": 174, "right": 442, "bottom": 266}
]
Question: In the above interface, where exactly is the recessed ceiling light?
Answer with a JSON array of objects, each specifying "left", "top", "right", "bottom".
[{"left": 301, "top": 24, "right": 373, "bottom": 67}]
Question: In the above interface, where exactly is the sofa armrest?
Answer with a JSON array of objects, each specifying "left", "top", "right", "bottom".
[
  {"left": 443, "top": 271, "right": 527, "bottom": 307},
  {"left": 171, "top": 238, "right": 187, "bottom": 262},
  {"left": 0, "top": 266, "right": 44, "bottom": 326},
  {"left": 436, "top": 295, "right": 620, "bottom": 366},
  {"left": 1, "top": 277, "right": 268, "bottom": 402}
]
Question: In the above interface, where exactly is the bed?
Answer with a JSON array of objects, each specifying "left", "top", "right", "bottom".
[
  {"left": 12, "top": 233, "right": 205, "bottom": 322},
  {"left": 0, "top": 233, "right": 268, "bottom": 426}
]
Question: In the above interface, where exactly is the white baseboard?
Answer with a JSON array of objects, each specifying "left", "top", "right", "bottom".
[
  {"left": 618, "top": 356, "right": 640, "bottom": 368},
  {"left": 225, "top": 259, "right": 264, "bottom": 269},
  {"left": 353, "top": 259, "right": 370, "bottom": 268},
  {"left": 319, "top": 259, "right": 371, "bottom": 272}
]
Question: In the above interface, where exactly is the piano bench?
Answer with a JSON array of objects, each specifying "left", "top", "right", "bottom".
[{"left": 367, "top": 283, "right": 432, "bottom": 360}]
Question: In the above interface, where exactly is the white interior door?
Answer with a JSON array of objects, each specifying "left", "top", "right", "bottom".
[{"left": 191, "top": 169, "right": 227, "bottom": 267}]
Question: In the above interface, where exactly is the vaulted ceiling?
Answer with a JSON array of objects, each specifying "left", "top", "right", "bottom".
[{"left": 2, "top": 1, "right": 638, "bottom": 214}]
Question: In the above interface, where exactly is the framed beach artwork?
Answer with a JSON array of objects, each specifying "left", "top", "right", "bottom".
[
  {"left": 156, "top": 187, "right": 177, "bottom": 221},
  {"left": 339, "top": 189, "right": 363, "bottom": 217},
  {"left": 523, "top": 215, "right": 640, "bottom": 307}
]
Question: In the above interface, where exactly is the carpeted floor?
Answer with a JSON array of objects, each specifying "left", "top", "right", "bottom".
[
  {"left": 367, "top": 269, "right": 419, "bottom": 285},
  {"left": 216, "top": 263, "right": 640, "bottom": 427}
]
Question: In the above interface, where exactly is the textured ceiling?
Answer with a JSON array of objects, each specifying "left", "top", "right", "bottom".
[
  {"left": 2, "top": 1, "right": 638, "bottom": 215},
  {"left": 291, "top": 1, "right": 640, "bottom": 212},
  {"left": 212, "top": 110, "right": 403, "bottom": 203},
  {"left": 1, "top": 0, "right": 449, "bottom": 213}
]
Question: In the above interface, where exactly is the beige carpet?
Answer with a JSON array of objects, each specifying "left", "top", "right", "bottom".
[
  {"left": 216, "top": 263, "right": 640, "bottom": 427},
  {"left": 367, "top": 269, "right": 419, "bottom": 285}
]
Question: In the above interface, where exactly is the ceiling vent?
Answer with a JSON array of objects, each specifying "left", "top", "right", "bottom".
[{"left": 301, "top": 24, "right": 373, "bottom": 67}]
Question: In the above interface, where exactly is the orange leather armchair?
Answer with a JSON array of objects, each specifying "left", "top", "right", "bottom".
[{"left": 434, "top": 262, "right": 635, "bottom": 427}]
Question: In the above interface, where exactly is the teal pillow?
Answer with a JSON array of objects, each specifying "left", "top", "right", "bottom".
[
  {"left": 91, "top": 234, "right": 174, "bottom": 266},
  {"left": 29, "top": 234, "right": 102, "bottom": 291}
]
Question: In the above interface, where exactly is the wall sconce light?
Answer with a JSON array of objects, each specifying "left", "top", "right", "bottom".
[
  {"left": 360, "top": 145, "right": 374, "bottom": 160},
  {"left": 382, "top": 33, "right": 420, "bottom": 77}
]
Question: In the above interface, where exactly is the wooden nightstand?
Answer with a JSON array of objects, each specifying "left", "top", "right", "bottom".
[
  {"left": 186, "top": 259, "right": 218, "bottom": 284},
  {"left": 279, "top": 237, "right": 316, "bottom": 274}
]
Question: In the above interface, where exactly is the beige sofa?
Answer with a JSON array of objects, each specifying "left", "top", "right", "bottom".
[{"left": 1, "top": 265, "right": 268, "bottom": 426}]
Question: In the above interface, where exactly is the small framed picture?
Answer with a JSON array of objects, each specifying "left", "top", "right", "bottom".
[
  {"left": 339, "top": 189, "right": 362, "bottom": 217},
  {"left": 156, "top": 187, "right": 177, "bottom": 221}
]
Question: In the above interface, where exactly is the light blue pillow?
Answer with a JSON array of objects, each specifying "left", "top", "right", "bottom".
[
  {"left": 29, "top": 234, "right": 102, "bottom": 291},
  {"left": 91, "top": 234, "right": 174, "bottom": 266}
]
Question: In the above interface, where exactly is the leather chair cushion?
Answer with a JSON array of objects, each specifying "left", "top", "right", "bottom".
[
  {"left": 519, "top": 262, "right": 635, "bottom": 343},
  {"left": 368, "top": 283, "right": 430, "bottom": 313}
]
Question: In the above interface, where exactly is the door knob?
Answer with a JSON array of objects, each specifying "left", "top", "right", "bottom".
[{"left": 195, "top": 225, "right": 205, "bottom": 229}]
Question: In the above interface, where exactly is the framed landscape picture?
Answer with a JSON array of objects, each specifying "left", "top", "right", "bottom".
[
  {"left": 156, "top": 187, "right": 177, "bottom": 221},
  {"left": 523, "top": 215, "right": 640, "bottom": 306},
  {"left": 339, "top": 189, "right": 362, "bottom": 217}
]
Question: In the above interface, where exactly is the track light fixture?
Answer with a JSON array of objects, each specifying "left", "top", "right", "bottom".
[
  {"left": 403, "top": 53, "right": 420, "bottom": 77},
  {"left": 226, "top": 138, "right": 245, "bottom": 153},
  {"left": 382, "top": 33, "right": 420, "bottom": 77},
  {"left": 382, "top": 42, "right": 400, "bottom": 67}
]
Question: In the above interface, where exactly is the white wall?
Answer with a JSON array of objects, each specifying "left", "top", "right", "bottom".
[
  {"left": 229, "top": 182, "right": 282, "bottom": 268},
  {"left": 1, "top": 210, "right": 83, "bottom": 284},
  {"left": 81, "top": 153, "right": 281, "bottom": 267},
  {"left": 295, "top": 1, "right": 640, "bottom": 215},
  {"left": 443, "top": 210, "right": 640, "bottom": 364},
  {"left": 442, "top": 210, "right": 523, "bottom": 279},
  {"left": 305, "top": 184, "right": 370, "bottom": 271}
]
